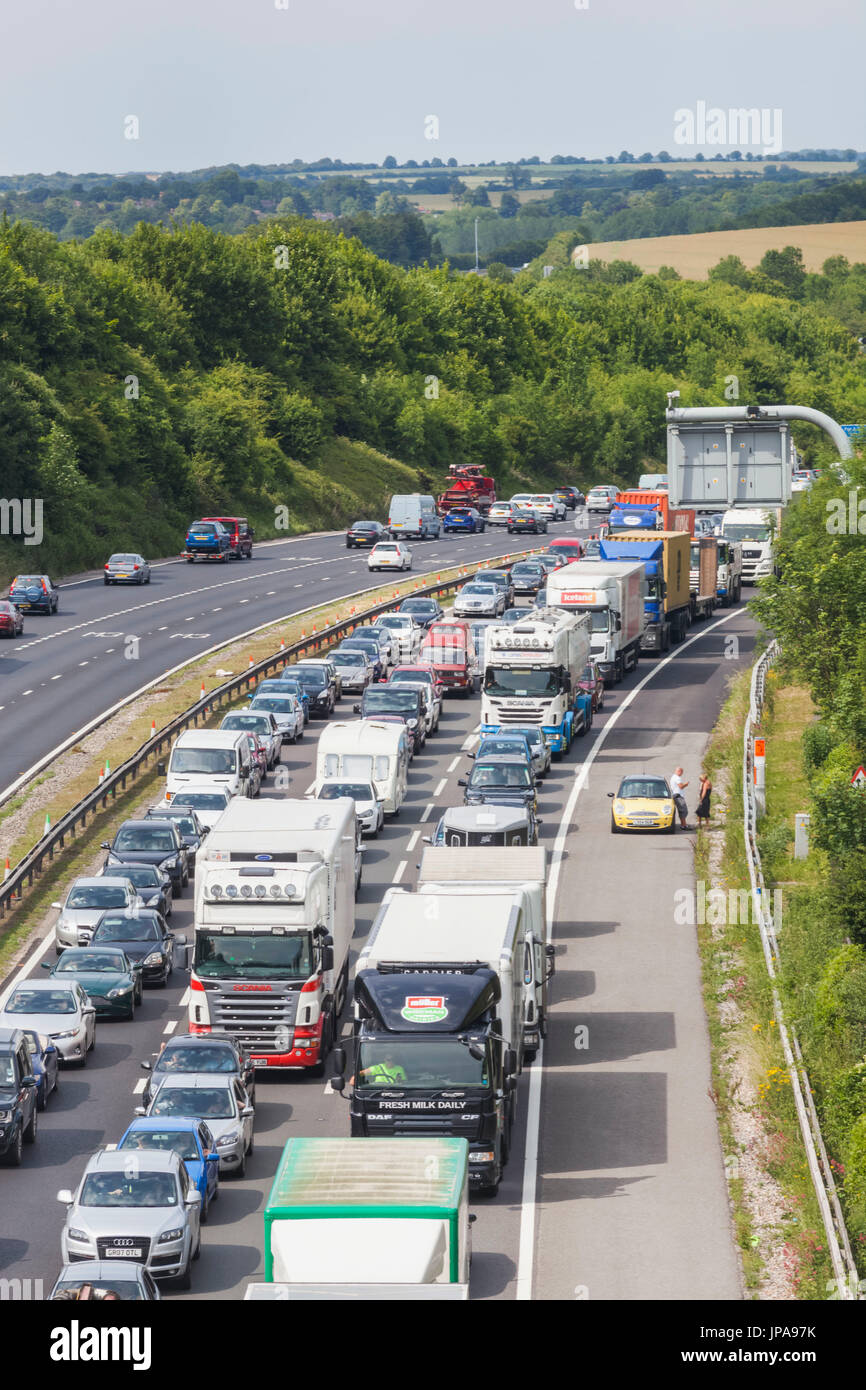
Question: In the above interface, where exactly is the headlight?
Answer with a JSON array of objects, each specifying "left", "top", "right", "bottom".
[
  {"left": 158, "top": 1227, "right": 184, "bottom": 1244},
  {"left": 217, "top": 1131, "right": 240, "bottom": 1148},
  {"left": 59, "top": 915, "right": 74, "bottom": 929},
  {"left": 469, "top": 1150, "right": 495, "bottom": 1163},
  {"left": 662, "top": 803, "right": 673, "bottom": 814},
  {"left": 0, "top": 1110, "right": 12, "bottom": 1122},
  {"left": 407, "top": 718, "right": 418, "bottom": 728},
  {"left": 67, "top": 1227, "right": 90, "bottom": 1243},
  {"left": 614, "top": 802, "right": 624, "bottom": 814},
  {"left": 142, "top": 952, "right": 164, "bottom": 967},
  {"left": 108, "top": 986, "right": 132, "bottom": 998},
  {"left": 159, "top": 857, "right": 178, "bottom": 870},
  {"left": 51, "top": 1029, "right": 80, "bottom": 1040}
]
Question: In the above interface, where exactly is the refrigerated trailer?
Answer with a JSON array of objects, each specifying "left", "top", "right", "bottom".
[
  {"left": 190, "top": 798, "right": 355, "bottom": 1074},
  {"left": 545, "top": 560, "right": 647, "bottom": 684}
]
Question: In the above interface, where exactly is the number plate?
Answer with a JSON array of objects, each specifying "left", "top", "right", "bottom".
[
  {"left": 105, "top": 1247, "right": 142, "bottom": 1258},
  {"left": 252, "top": 1058, "right": 269, "bottom": 1068}
]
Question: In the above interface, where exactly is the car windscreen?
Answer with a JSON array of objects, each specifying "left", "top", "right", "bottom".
[
  {"left": 171, "top": 748, "right": 236, "bottom": 775},
  {"left": 619, "top": 778, "right": 670, "bottom": 799},
  {"left": 470, "top": 762, "right": 531, "bottom": 788},
  {"left": 92, "top": 916, "right": 160, "bottom": 943},
  {"left": 119, "top": 1128, "right": 201, "bottom": 1162},
  {"left": 80, "top": 1173, "right": 177, "bottom": 1207},
  {"left": 505, "top": 728, "right": 543, "bottom": 749},
  {"left": 6, "top": 989, "right": 76, "bottom": 1014},
  {"left": 334, "top": 651, "right": 366, "bottom": 666},
  {"left": 292, "top": 669, "right": 326, "bottom": 687},
  {"left": 460, "top": 586, "right": 496, "bottom": 597},
  {"left": 52, "top": 1279, "right": 145, "bottom": 1300},
  {"left": 114, "top": 828, "right": 176, "bottom": 853},
  {"left": 251, "top": 697, "right": 296, "bottom": 712},
  {"left": 67, "top": 886, "right": 129, "bottom": 908},
  {"left": 319, "top": 782, "right": 375, "bottom": 801},
  {"left": 189, "top": 524, "right": 217, "bottom": 535},
  {"left": 114, "top": 866, "right": 160, "bottom": 886},
  {"left": 400, "top": 601, "right": 436, "bottom": 614},
  {"left": 155, "top": 1045, "right": 237, "bottom": 1075},
  {"left": 511, "top": 565, "right": 544, "bottom": 577},
  {"left": 151, "top": 1087, "right": 233, "bottom": 1120},
  {"left": 176, "top": 793, "right": 227, "bottom": 811},
  {"left": 375, "top": 617, "right": 406, "bottom": 630},
  {"left": 223, "top": 716, "right": 268, "bottom": 732},
  {"left": 55, "top": 952, "right": 127, "bottom": 973},
  {"left": 477, "top": 740, "right": 530, "bottom": 759},
  {"left": 363, "top": 690, "right": 417, "bottom": 713},
  {"left": 163, "top": 816, "right": 196, "bottom": 836}
]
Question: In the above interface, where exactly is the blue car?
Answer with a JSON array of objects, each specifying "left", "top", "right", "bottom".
[
  {"left": 443, "top": 506, "right": 486, "bottom": 534},
  {"left": 116, "top": 1117, "right": 220, "bottom": 1222},
  {"left": 184, "top": 520, "right": 231, "bottom": 564},
  {"left": 22, "top": 1029, "right": 59, "bottom": 1110},
  {"left": 255, "top": 676, "right": 310, "bottom": 722}
]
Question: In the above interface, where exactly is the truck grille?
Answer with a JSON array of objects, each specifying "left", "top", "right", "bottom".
[
  {"left": 208, "top": 993, "right": 295, "bottom": 1052},
  {"left": 388, "top": 1117, "right": 479, "bottom": 1135},
  {"left": 495, "top": 705, "right": 547, "bottom": 723}
]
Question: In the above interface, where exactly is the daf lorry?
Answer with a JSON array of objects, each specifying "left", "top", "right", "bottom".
[
  {"left": 599, "top": 532, "right": 691, "bottom": 652},
  {"left": 339, "top": 883, "right": 546, "bottom": 1193},
  {"left": 545, "top": 560, "right": 647, "bottom": 684},
  {"left": 609, "top": 491, "right": 695, "bottom": 535},
  {"left": 689, "top": 537, "right": 719, "bottom": 619},
  {"left": 256, "top": 1137, "right": 471, "bottom": 1296},
  {"left": 189, "top": 798, "right": 355, "bottom": 1075},
  {"left": 479, "top": 609, "right": 593, "bottom": 755},
  {"left": 721, "top": 507, "right": 780, "bottom": 584}
]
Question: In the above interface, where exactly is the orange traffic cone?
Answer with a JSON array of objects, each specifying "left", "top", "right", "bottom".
[
  {"left": 150, "top": 719, "right": 156, "bottom": 738},
  {"left": 201, "top": 680, "right": 206, "bottom": 699},
  {"left": 3, "top": 857, "right": 9, "bottom": 882}
]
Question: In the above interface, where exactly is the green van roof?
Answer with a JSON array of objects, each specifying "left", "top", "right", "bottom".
[{"left": 265, "top": 1138, "right": 468, "bottom": 1216}]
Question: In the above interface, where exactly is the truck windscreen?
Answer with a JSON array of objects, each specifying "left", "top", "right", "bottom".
[
  {"left": 722, "top": 523, "right": 770, "bottom": 542},
  {"left": 357, "top": 1040, "right": 490, "bottom": 1088},
  {"left": 483, "top": 666, "right": 559, "bottom": 697},
  {"left": 194, "top": 932, "right": 313, "bottom": 979}
]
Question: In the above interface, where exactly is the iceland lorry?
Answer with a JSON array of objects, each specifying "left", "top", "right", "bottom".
[
  {"left": 189, "top": 798, "right": 355, "bottom": 1074},
  {"left": 545, "top": 560, "right": 647, "bottom": 683},
  {"left": 599, "top": 532, "right": 691, "bottom": 652},
  {"left": 479, "top": 609, "right": 593, "bottom": 755},
  {"left": 254, "top": 1136, "right": 471, "bottom": 1296}
]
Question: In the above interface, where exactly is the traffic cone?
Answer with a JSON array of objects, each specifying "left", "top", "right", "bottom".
[
  {"left": 104, "top": 759, "right": 110, "bottom": 777},
  {"left": 150, "top": 719, "right": 156, "bottom": 739},
  {"left": 98, "top": 768, "right": 104, "bottom": 785},
  {"left": 279, "top": 639, "right": 285, "bottom": 651},
  {"left": 201, "top": 680, "right": 206, "bottom": 699},
  {"left": 43, "top": 813, "right": 51, "bottom": 837},
  {"left": 248, "top": 655, "right": 254, "bottom": 668},
  {"left": 3, "top": 857, "right": 9, "bottom": 881}
]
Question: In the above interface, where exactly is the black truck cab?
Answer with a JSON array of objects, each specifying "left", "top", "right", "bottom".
[{"left": 332, "top": 965, "right": 516, "bottom": 1196}]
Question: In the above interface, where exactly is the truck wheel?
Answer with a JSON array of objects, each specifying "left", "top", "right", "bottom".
[{"left": 614, "top": 656, "right": 623, "bottom": 683}]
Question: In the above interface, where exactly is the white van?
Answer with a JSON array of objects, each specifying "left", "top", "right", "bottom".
[
  {"left": 388, "top": 495, "right": 441, "bottom": 540},
  {"left": 638, "top": 473, "right": 668, "bottom": 490},
  {"left": 162, "top": 728, "right": 254, "bottom": 801},
  {"left": 315, "top": 720, "right": 409, "bottom": 815}
]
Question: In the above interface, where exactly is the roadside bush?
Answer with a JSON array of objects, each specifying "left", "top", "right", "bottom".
[
  {"left": 802, "top": 721, "right": 834, "bottom": 777},
  {"left": 814, "top": 945, "right": 866, "bottom": 1038}
]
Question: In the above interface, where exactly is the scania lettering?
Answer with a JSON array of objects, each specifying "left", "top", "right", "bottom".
[
  {"left": 189, "top": 799, "right": 354, "bottom": 1074},
  {"left": 480, "top": 608, "right": 592, "bottom": 755}
]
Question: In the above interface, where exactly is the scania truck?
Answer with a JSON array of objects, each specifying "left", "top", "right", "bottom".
[
  {"left": 479, "top": 609, "right": 592, "bottom": 755},
  {"left": 545, "top": 560, "right": 647, "bottom": 683},
  {"left": 334, "top": 881, "right": 546, "bottom": 1193},
  {"left": 189, "top": 798, "right": 355, "bottom": 1075},
  {"left": 599, "top": 532, "right": 691, "bottom": 652}
]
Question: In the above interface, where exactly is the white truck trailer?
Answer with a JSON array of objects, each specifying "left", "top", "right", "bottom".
[
  {"left": 479, "top": 609, "right": 592, "bottom": 755},
  {"left": 190, "top": 797, "right": 355, "bottom": 1075},
  {"left": 545, "top": 559, "right": 647, "bottom": 684}
]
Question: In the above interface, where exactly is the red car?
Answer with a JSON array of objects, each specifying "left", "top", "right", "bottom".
[
  {"left": 201, "top": 516, "right": 254, "bottom": 559},
  {"left": 0, "top": 601, "right": 23, "bottom": 638},
  {"left": 578, "top": 660, "right": 605, "bottom": 714},
  {"left": 547, "top": 537, "right": 585, "bottom": 563}
]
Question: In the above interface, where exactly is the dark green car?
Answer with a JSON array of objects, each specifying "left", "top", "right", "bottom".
[{"left": 44, "top": 947, "right": 143, "bottom": 1020}]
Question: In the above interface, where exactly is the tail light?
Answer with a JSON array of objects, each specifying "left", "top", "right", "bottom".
[
  {"left": 41, "top": 580, "right": 48, "bottom": 592},
  {"left": 104, "top": 564, "right": 110, "bottom": 570},
  {"left": 133, "top": 564, "right": 139, "bottom": 571}
]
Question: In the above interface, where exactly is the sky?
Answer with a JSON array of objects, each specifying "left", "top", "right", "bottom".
[{"left": 1, "top": 0, "right": 863, "bottom": 176}]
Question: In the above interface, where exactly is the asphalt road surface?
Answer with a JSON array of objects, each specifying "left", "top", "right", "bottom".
[
  {"left": 0, "top": 583, "right": 756, "bottom": 1301},
  {"left": 0, "top": 518, "right": 579, "bottom": 795}
]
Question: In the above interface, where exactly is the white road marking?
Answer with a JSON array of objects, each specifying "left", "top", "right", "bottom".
[
  {"left": 178, "top": 988, "right": 190, "bottom": 1008},
  {"left": 266, "top": 591, "right": 276, "bottom": 596},
  {"left": 294, "top": 583, "right": 304, "bottom": 588},
  {"left": 51, "top": 674, "right": 62, "bottom": 681},
  {"left": 79, "top": 661, "right": 88, "bottom": 667},
  {"left": 461, "top": 734, "right": 478, "bottom": 751},
  {"left": 157, "top": 625, "right": 168, "bottom": 631},
  {"left": 162, "top": 1019, "right": 178, "bottom": 1035},
  {"left": 434, "top": 778, "right": 447, "bottom": 796},
  {"left": 406, "top": 830, "right": 420, "bottom": 851},
  {"left": 323, "top": 1080, "right": 334, "bottom": 1095},
  {"left": 447, "top": 756, "right": 460, "bottom": 772},
  {"left": 392, "top": 860, "right": 407, "bottom": 883},
  {"left": 133, "top": 1078, "right": 147, "bottom": 1094},
  {"left": 22, "top": 689, "right": 33, "bottom": 695},
  {"left": 419, "top": 803, "right": 434, "bottom": 822},
  {"left": 515, "top": 606, "right": 742, "bottom": 1300}
]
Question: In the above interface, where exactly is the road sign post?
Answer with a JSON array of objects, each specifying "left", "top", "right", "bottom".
[{"left": 754, "top": 736, "right": 766, "bottom": 817}]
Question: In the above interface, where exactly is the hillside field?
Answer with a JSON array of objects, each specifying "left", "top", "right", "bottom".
[{"left": 587, "top": 221, "right": 866, "bottom": 277}]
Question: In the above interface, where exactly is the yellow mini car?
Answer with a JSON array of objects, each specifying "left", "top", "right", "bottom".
[{"left": 608, "top": 775, "right": 676, "bottom": 833}]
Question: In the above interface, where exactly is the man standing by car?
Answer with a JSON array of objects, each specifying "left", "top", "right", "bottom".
[{"left": 670, "top": 767, "right": 689, "bottom": 831}]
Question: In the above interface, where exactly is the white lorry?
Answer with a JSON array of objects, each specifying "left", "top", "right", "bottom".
[
  {"left": 545, "top": 559, "right": 647, "bottom": 684},
  {"left": 189, "top": 798, "right": 355, "bottom": 1075},
  {"left": 721, "top": 507, "right": 780, "bottom": 584},
  {"left": 715, "top": 538, "right": 743, "bottom": 605},
  {"left": 479, "top": 609, "right": 592, "bottom": 756}
]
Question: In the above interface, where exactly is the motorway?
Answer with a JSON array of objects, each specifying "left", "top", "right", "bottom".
[
  {"left": 0, "top": 544, "right": 755, "bottom": 1300},
  {"left": 0, "top": 522, "right": 575, "bottom": 797}
]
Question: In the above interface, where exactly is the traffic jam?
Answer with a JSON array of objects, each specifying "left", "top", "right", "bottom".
[{"left": 1, "top": 474, "right": 745, "bottom": 1299}]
